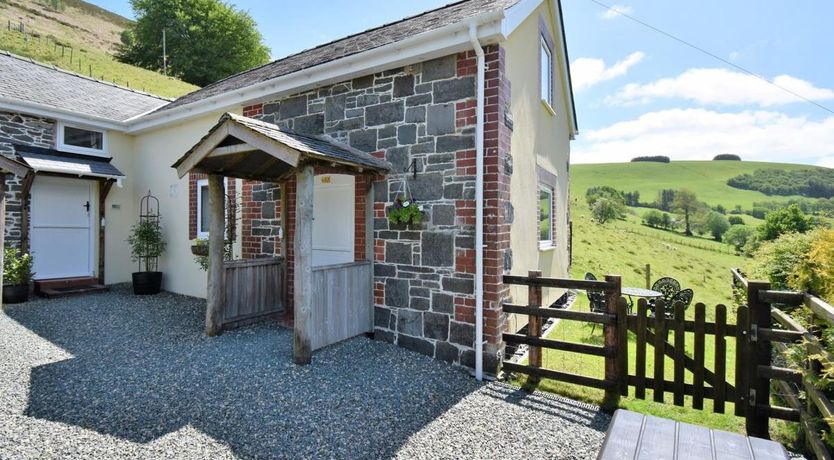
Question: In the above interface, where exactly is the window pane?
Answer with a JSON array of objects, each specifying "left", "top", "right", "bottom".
[
  {"left": 63, "top": 126, "right": 103, "bottom": 150},
  {"left": 539, "top": 188, "right": 552, "bottom": 242},
  {"left": 540, "top": 40, "right": 552, "bottom": 104},
  {"left": 199, "top": 184, "right": 209, "bottom": 233}
]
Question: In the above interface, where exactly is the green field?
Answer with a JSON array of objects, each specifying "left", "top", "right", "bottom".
[
  {"left": 0, "top": 29, "right": 197, "bottom": 98},
  {"left": 571, "top": 160, "right": 823, "bottom": 210}
]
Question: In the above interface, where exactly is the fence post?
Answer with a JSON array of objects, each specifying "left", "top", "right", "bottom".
[
  {"left": 746, "top": 279, "right": 772, "bottom": 439},
  {"left": 603, "top": 274, "right": 622, "bottom": 410},
  {"left": 645, "top": 264, "right": 651, "bottom": 289},
  {"left": 527, "top": 270, "right": 542, "bottom": 383}
]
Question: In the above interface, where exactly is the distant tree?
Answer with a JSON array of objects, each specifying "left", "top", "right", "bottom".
[
  {"left": 728, "top": 215, "right": 745, "bottom": 226},
  {"left": 656, "top": 189, "right": 676, "bottom": 211},
  {"left": 118, "top": 0, "right": 271, "bottom": 86},
  {"left": 623, "top": 190, "right": 641, "bottom": 206},
  {"left": 724, "top": 225, "right": 755, "bottom": 252},
  {"left": 672, "top": 189, "right": 702, "bottom": 236},
  {"left": 704, "top": 211, "right": 731, "bottom": 241},
  {"left": 592, "top": 198, "right": 621, "bottom": 224},
  {"left": 631, "top": 156, "right": 671, "bottom": 163},
  {"left": 757, "top": 204, "right": 814, "bottom": 241},
  {"left": 713, "top": 154, "right": 741, "bottom": 161},
  {"left": 713, "top": 204, "right": 726, "bottom": 214},
  {"left": 586, "top": 186, "right": 624, "bottom": 207}
]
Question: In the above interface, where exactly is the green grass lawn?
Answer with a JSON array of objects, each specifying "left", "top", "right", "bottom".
[
  {"left": 0, "top": 29, "right": 198, "bottom": 98},
  {"left": 572, "top": 160, "right": 821, "bottom": 210}
]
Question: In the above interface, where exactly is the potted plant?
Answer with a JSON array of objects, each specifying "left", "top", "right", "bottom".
[
  {"left": 191, "top": 238, "right": 209, "bottom": 257},
  {"left": 3, "top": 248, "right": 34, "bottom": 304},
  {"left": 387, "top": 196, "right": 424, "bottom": 226},
  {"left": 128, "top": 218, "right": 167, "bottom": 295}
]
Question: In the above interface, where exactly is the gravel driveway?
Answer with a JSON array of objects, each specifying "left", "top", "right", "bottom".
[{"left": 0, "top": 287, "right": 609, "bottom": 459}]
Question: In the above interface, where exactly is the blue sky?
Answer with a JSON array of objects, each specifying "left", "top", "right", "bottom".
[{"left": 91, "top": 0, "right": 834, "bottom": 166}]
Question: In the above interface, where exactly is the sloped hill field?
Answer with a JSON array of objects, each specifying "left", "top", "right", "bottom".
[
  {"left": 0, "top": 0, "right": 198, "bottom": 98},
  {"left": 571, "top": 160, "right": 824, "bottom": 210}
]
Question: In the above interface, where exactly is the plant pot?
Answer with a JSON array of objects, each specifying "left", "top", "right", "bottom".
[
  {"left": 3, "top": 284, "right": 29, "bottom": 304},
  {"left": 132, "top": 271, "right": 162, "bottom": 295},
  {"left": 191, "top": 245, "right": 208, "bottom": 256}
]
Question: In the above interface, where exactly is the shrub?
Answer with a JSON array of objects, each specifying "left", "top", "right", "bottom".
[
  {"left": 592, "top": 198, "right": 621, "bottom": 224},
  {"left": 792, "top": 229, "right": 834, "bottom": 302},
  {"left": 642, "top": 209, "right": 664, "bottom": 228},
  {"left": 585, "top": 186, "right": 624, "bottom": 207},
  {"left": 631, "top": 156, "right": 670, "bottom": 163},
  {"left": 713, "top": 154, "right": 741, "bottom": 161},
  {"left": 758, "top": 204, "right": 814, "bottom": 241},
  {"left": 127, "top": 219, "right": 167, "bottom": 272},
  {"left": 750, "top": 232, "right": 814, "bottom": 290},
  {"left": 3, "top": 249, "right": 34, "bottom": 285},
  {"left": 728, "top": 216, "right": 744, "bottom": 225},
  {"left": 724, "top": 225, "right": 755, "bottom": 252}
]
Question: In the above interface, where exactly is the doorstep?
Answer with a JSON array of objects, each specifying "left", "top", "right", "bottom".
[{"left": 35, "top": 277, "right": 108, "bottom": 298}]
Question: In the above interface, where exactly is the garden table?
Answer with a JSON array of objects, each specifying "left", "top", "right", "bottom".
[
  {"left": 621, "top": 287, "right": 662, "bottom": 312},
  {"left": 598, "top": 409, "right": 789, "bottom": 459}
]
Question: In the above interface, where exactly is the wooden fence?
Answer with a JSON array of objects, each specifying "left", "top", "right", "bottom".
[
  {"left": 503, "top": 270, "right": 834, "bottom": 458},
  {"left": 222, "top": 257, "right": 286, "bottom": 327},
  {"left": 309, "top": 261, "right": 373, "bottom": 351}
]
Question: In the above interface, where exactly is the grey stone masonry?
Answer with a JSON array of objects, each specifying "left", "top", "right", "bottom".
[
  {"left": 248, "top": 49, "right": 509, "bottom": 373},
  {"left": 0, "top": 111, "right": 55, "bottom": 247}
]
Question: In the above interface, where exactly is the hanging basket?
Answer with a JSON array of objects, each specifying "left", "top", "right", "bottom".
[{"left": 387, "top": 196, "right": 424, "bottom": 226}]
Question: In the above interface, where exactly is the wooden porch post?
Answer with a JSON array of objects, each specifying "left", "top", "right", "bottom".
[
  {"left": 293, "top": 164, "right": 314, "bottom": 364},
  {"left": 205, "top": 173, "right": 225, "bottom": 336}
]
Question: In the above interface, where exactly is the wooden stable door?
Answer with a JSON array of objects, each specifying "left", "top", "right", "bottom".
[{"left": 312, "top": 174, "right": 354, "bottom": 267}]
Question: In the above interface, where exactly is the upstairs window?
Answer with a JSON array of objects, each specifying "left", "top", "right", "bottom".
[
  {"left": 57, "top": 122, "right": 106, "bottom": 156},
  {"left": 539, "top": 185, "right": 554, "bottom": 248},
  {"left": 540, "top": 35, "right": 554, "bottom": 108}
]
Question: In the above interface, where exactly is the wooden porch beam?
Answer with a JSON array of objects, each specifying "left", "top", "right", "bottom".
[
  {"left": 175, "top": 124, "right": 230, "bottom": 178},
  {"left": 208, "top": 143, "right": 258, "bottom": 158},
  {"left": 205, "top": 173, "right": 226, "bottom": 336},
  {"left": 97, "top": 180, "right": 115, "bottom": 285},
  {"left": 227, "top": 124, "right": 301, "bottom": 168},
  {"left": 293, "top": 164, "right": 314, "bottom": 364},
  {"left": 19, "top": 172, "right": 35, "bottom": 253}
]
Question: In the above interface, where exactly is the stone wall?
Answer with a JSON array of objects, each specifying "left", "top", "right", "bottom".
[
  {"left": 0, "top": 111, "right": 55, "bottom": 247},
  {"left": 239, "top": 47, "right": 512, "bottom": 372}
]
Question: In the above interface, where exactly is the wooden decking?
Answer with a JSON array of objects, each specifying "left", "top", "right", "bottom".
[{"left": 598, "top": 409, "right": 789, "bottom": 460}]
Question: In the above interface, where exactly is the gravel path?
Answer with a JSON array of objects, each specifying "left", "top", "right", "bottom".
[{"left": 0, "top": 287, "right": 609, "bottom": 459}]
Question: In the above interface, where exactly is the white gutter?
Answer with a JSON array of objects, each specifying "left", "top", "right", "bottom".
[
  {"left": 126, "top": 11, "right": 505, "bottom": 134},
  {"left": 0, "top": 97, "right": 128, "bottom": 131},
  {"left": 468, "top": 23, "right": 486, "bottom": 382}
]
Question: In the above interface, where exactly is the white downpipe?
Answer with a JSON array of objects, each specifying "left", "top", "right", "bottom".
[{"left": 468, "top": 23, "right": 485, "bottom": 381}]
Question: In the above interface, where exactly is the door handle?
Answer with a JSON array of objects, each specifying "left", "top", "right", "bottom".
[{"left": 83, "top": 201, "right": 90, "bottom": 212}]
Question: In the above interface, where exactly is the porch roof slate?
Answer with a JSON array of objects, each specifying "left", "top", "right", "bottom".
[
  {"left": 14, "top": 144, "right": 125, "bottom": 179},
  {"left": 157, "top": 0, "right": 519, "bottom": 113},
  {"left": 0, "top": 51, "right": 170, "bottom": 122}
]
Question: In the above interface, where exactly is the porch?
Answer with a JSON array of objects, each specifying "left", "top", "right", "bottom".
[{"left": 172, "top": 113, "right": 389, "bottom": 363}]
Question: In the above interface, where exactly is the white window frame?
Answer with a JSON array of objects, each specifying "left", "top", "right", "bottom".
[
  {"left": 538, "top": 184, "right": 554, "bottom": 250},
  {"left": 540, "top": 35, "right": 554, "bottom": 111},
  {"left": 196, "top": 178, "right": 229, "bottom": 239},
  {"left": 56, "top": 121, "right": 108, "bottom": 157}
]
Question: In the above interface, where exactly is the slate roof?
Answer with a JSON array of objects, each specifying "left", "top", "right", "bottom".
[
  {"left": 14, "top": 144, "right": 125, "bottom": 178},
  {"left": 160, "top": 0, "right": 519, "bottom": 112},
  {"left": 0, "top": 51, "right": 170, "bottom": 122},
  {"left": 174, "top": 113, "right": 390, "bottom": 172}
]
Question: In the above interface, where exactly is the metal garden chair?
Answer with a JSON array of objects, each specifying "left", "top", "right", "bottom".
[
  {"left": 585, "top": 272, "right": 607, "bottom": 333},
  {"left": 651, "top": 277, "right": 681, "bottom": 307}
]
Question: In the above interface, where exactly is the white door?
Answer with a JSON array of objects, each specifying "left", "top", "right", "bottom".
[
  {"left": 30, "top": 176, "right": 95, "bottom": 280},
  {"left": 312, "top": 174, "right": 354, "bottom": 267}
]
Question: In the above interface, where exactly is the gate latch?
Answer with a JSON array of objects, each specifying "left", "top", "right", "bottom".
[
  {"left": 749, "top": 389, "right": 757, "bottom": 406},
  {"left": 749, "top": 324, "right": 758, "bottom": 343}
]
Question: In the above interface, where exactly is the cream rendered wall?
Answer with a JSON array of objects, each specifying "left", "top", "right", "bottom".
[
  {"left": 504, "top": 0, "right": 572, "bottom": 330},
  {"left": 102, "top": 130, "right": 138, "bottom": 284},
  {"left": 129, "top": 110, "right": 233, "bottom": 298}
]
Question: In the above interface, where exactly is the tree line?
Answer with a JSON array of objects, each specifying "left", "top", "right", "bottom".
[{"left": 728, "top": 168, "right": 834, "bottom": 199}]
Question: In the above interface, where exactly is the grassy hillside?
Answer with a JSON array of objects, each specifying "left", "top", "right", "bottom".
[
  {"left": 571, "top": 160, "right": 824, "bottom": 210},
  {"left": 0, "top": 0, "right": 198, "bottom": 98}
]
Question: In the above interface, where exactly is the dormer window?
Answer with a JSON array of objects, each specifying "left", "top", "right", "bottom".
[{"left": 57, "top": 122, "right": 107, "bottom": 156}]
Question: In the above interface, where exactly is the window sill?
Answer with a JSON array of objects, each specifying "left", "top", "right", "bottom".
[
  {"left": 541, "top": 99, "right": 557, "bottom": 117},
  {"left": 539, "top": 243, "right": 556, "bottom": 252}
]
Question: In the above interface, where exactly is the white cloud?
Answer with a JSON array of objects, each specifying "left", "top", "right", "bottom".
[
  {"left": 571, "top": 52, "right": 645, "bottom": 92},
  {"left": 599, "top": 4, "right": 634, "bottom": 20},
  {"left": 608, "top": 68, "right": 834, "bottom": 107},
  {"left": 572, "top": 108, "right": 834, "bottom": 165}
]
